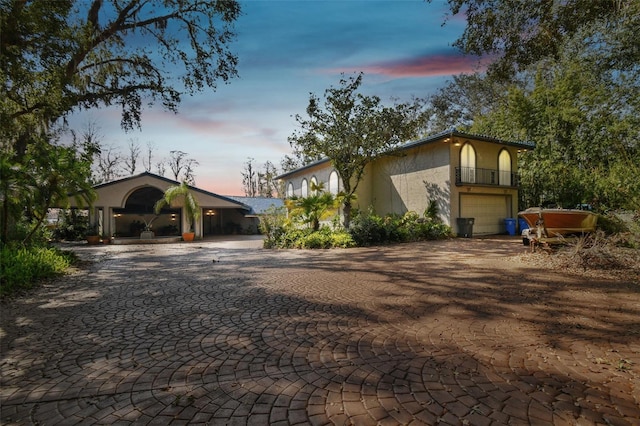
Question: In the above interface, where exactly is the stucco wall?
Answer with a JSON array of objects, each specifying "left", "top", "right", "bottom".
[
  {"left": 367, "top": 143, "right": 451, "bottom": 223},
  {"left": 284, "top": 162, "right": 340, "bottom": 197},
  {"left": 278, "top": 134, "right": 527, "bottom": 234},
  {"left": 449, "top": 138, "right": 521, "bottom": 227}
]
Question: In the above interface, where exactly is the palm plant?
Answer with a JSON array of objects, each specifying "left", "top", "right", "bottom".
[
  {"left": 154, "top": 181, "right": 201, "bottom": 233},
  {"left": 286, "top": 182, "right": 339, "bottom": 231}
]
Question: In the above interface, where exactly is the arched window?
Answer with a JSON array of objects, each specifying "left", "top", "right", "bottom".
[
  {"left": 287, "top": 182, "right": 294, "bottom": 198},
  {"left": 328, "top": 171, "right": 339, "bottom": 195},
  {"left": 310, "top": 176, "right": 318, "bottom": 195},
  {"left": 460, "top": 143, "right": 476, "bottom": 183},
  {"left": 498, "top": 149, "right": 512, "bottom": 186},
  {"left": 301, "top": 178, "right": 308, "bottom": 197}
]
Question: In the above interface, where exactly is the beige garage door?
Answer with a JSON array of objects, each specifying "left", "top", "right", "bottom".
[{"left": 460, "top": 194, "right": 512, "bottom": 235}]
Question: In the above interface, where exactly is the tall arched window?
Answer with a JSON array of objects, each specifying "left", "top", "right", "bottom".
[
  {"left": 460, "top": 143, "right": 476, "bottom": 183},
  {"left": 328, "top": 171, "right": 339, "bottom": 195},
  {"left": 287, "top": 182, "right": 294, "bottom": 198},
  {"left": 301, "top": 179, "right": 308, "bottom": 197},
  {"left": 310, "top": 176, "right": 318, "bottom": 194},
  {"left": 498, "top": 149, "right": 512, "bottom": 186}
]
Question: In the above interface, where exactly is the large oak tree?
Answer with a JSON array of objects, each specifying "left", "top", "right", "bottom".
[{"left": 0, "top": 0, "right": 240, "bottom": 241}]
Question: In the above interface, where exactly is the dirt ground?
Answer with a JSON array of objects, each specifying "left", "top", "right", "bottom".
[{"left": 1, "top": 236, "right": 639, "bottom": 425}]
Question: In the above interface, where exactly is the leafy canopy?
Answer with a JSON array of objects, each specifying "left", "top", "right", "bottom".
[
  {"left": 1, "top": 0, "right": 240, "bottom": 242},
  {"left": 430, "top": 0, "right": 640, "bottom": 210},
  {"left": 288, "top": 73, "right": 426, "bottom": 227},
  {"left": 154, "top": 181, "right": 201, "bottom": 232}
]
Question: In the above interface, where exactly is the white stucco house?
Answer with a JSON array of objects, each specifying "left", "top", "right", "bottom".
[
  {"left": 70, "top": 172, "right": 282, "bottom": 239},
  {"left": 277, "top": 129, "right": 534, "bottom": 236}
]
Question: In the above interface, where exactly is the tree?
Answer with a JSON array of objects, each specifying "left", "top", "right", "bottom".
[
  {"left": 2, "top": 0, "right": 241, "bottom": 151},
  {"left": 154, "top": 181, "right": 201, "bottom": 233},
  {"left": 142, "top": 141, "right": 155, "bottom": 172},
  {"left": 257, "top": 161, "right": 279, "bottom": 198},
  {"left": 432, "top": 0, "right": 636, "bottom": 80},
  {"left": 431, "top": 0, "right": 640, "bottom": 210},
  {"left": 93, "top": 144, "right": 123, "bottom": 184},
  {"left": 288, "top": 73, "right": 426, "bottom": 228},
  {"left": 241, "top": 157, "right": 257, "bottom": 197},
  {"left": 427, "top": 73, "right": 515, "bottom": 132},
  {"left": 167, "top": 150, "right": 198, "bottom": 183},
  {"left": 123, "top": 138, "right": 141, "bottom": 176},
  {"left": 1, "top": 0, "right": 239, "bottom": 241}
]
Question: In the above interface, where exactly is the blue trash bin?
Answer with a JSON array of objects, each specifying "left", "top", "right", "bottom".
[
  {"left": 504, "top": 218, "right": 517, "bottom": 236},
  {"left": 518, "top": 218, "right": 529, "bottom": 232}
]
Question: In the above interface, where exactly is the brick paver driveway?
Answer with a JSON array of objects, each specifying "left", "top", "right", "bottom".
[{"left": 1, "top": 237, "right": 639, "bottom": 425}]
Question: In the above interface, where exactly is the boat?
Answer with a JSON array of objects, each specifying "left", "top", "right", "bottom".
[{"left": 518, "top": 207, "right": 597, "bottom": 239}]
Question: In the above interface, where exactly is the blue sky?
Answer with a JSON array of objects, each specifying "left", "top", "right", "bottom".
[{"left": 72, "top": 0, "right": 478, "bottom": 195}]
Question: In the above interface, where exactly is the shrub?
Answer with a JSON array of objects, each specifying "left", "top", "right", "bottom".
[
  {"left": 262, "top": 205, "right": 451, "bottom": 249},
  {"left": 349, "top": 209, "right": 452, "bottom": 246},
  {"left": 0, "top": 244, "right": 76, "bottom": 296},
  {"left": 298, "top": 227, "right": 356, "bottom": 249},
  {"left": 51, "top": 209, "right": 90, "bottom": 241},
  {"left": 259, "top": 206, "right": 289, "bottom": 249}
]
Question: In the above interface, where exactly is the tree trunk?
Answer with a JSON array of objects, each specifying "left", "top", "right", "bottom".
[{"left": 342, "top": 200, "right": 352, "bottom": 229}]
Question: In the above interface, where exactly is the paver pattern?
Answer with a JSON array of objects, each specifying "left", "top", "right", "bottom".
[{"left": 1, "top": 237, "right": 639, "bottom": 425}]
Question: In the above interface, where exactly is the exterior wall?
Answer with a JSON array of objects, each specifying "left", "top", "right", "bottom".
[
  {"left": 449, "top": 137, "right": 521, "bottom": 234},
  {"left": 366, "top": 143, "right": 451, "bottom": 223},
  {"left": 283, "top": 161, "right": 338, "bottom": 197},
  {"left": 278, "top": 133, "right": 528, "bottom": 235},
  {"left": 72, "top": 174, "right": 250, "bottom": 239}
]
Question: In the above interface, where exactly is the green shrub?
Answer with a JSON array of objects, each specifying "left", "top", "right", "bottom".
[
  {"left": 349, "top": 209, "right": 452, "bottom": 246},
  {"left": 597, "top": 213, "right": 629, "bottom": 235},
  {"left": 51, "top": 209, "right": 90, "bottom": 241},
  {"left": 297, "top": 227, "right": 356, "bottom": 249},
  {"left": 259, "top": 206, "right": 289, "bottom": 248},
  {"left": 330, "top": 231, "right": 357, "bottom": 248},
  {"left": 262, "top": 205, "right": 451, "bottom": 249},
  {"left": 0, "top": 244, "right": 76, "bottom": 296}
]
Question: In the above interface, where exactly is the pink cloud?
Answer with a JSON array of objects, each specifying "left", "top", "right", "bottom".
[{"left": 332, "top": 53, "right": 488, "bottom": 78}]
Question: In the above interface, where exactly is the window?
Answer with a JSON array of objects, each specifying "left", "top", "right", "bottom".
[
  {"left": 498, "top": 149, "right": 512, "bottom": 186},
  {"left": 310, "top": 176, "right": 318, "bottom": 194},
  {"left": 301, "top": 179, "right": 308, "bottom": 197},
  {"left": 460, "top": 143, "right": 476, "bottom": 183},
  {"left": 287, "top": 182, "right": 294, "bottom": 198},
  {"left": 328, "top": 171, "right": 339, "bottom": 195}
]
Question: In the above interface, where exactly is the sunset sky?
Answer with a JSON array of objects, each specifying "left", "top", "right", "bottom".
[{"left": 70, "top": 0, "right": 479, "bottom": 196}]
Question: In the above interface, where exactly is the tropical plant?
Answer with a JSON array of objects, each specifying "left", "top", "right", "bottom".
[
  {"left": 154, "top": 181, "right": 201, "bottom": 233},
  {"left": 285, "top": 182, "right": 339, "bottom": 231}
]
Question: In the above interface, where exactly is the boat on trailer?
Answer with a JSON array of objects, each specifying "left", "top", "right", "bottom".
[{"left": 518, "top": 208, "right": 597, "bottom": 249}]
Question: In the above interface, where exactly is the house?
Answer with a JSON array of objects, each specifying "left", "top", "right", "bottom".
[
  {"left": 69, "top": 172, "right": 282, "bottom": 239},
  {"left": 277, "top": 129, "right": 535, "bottom": 236}
]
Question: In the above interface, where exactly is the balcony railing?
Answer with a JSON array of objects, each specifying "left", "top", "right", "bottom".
[{"left": 455, "top": 167, "right": 520, "bottom": 187}]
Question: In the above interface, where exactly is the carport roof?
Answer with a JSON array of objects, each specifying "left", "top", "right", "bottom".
[{"left": 226, "top": 196, "right": 285, "bottom": 216}]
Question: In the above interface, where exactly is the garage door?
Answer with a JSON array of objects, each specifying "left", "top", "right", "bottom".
[{"left": 460, "top": 194, "right": 512, "bottom": 235}]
